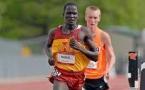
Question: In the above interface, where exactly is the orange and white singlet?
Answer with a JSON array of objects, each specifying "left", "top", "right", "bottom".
[
  {"left": 85, "top": 27, "right": 107, "bottom": 79},
  {"left": 51, "top": 25, "right": 89, "bottom": 72}
]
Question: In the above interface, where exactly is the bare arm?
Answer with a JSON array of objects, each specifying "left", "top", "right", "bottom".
[
  {"left": 69, "top": 26, "right": 98, "bottom": 61},
  {"left": 44, "top": 29, "right": 55, "bottom": 66},
  {"left": 82, "top": 37, "right": 99, "bottom": 61},
  {"left": 103, "top": 32, "right": 116, "bottom": 74},
  {"left": 70, "top": 37, "right": 98, "bottom": 61}
]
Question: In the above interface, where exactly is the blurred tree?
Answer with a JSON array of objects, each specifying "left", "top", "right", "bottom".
[{"left": 0, "top": 0, "right": 144, "bottom": 39}]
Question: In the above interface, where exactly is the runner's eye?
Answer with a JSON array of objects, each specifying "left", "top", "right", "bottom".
[
  {"left": 67, "top": 12, "right": 77, "bottom": 15},
  {"left": 89, "top": 16, "right": 93, "bottom": 19},
  {"left": 94, "top": 17, "right": 97, "bottom": 19}
]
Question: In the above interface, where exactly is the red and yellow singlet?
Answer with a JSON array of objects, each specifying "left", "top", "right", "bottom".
[{"left": 51, "top": 25, "right": 89, "bottom": 72}]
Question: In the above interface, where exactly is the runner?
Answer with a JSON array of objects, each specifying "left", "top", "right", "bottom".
[
  {"left": 45, "top": 2, "right": 98, "bottom": 90},
  {"left": 84, "top": 5, "right": 116, "bottom": 90}
]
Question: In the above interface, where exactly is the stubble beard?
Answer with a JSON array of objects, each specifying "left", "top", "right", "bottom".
[{"left": 66, "top": 23, "right": 77, "bottom": 30}]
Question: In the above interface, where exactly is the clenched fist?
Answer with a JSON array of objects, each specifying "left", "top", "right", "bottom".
[
  {"left": 69, "top": 37, "right": 81, "bottom": 51},
  {"left": 48, "top": 57, "right": 55, "bottom": 66}
]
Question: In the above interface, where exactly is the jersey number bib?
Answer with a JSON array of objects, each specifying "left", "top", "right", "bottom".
[
  {"left": 87, "top": 61, "right": 98, "bottom": 69},
  {"left": 57, "top": 53, "right": 75, "bottom": 64}
]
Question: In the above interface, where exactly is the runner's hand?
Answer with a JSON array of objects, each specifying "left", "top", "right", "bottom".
[
  {"left": 105, "top": 73, "right": 110, "bottom": 80},
  {"left": 48, "top": 57, "right": 55, "bottom": 66},
  {"left": 69, "top": 38, "right": 81, "bottom": 51}
]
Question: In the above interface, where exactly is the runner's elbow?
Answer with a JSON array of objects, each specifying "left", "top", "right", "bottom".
[{"left": 89, "top": 54, "right": 98, "bottom": 62}]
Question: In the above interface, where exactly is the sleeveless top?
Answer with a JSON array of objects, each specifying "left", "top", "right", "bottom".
[
  {"left": 51, "top": 25, "right": 89, "bottom": 72},
  {"left": 85, "top": 27, "right": 107, "bottom": 79}
]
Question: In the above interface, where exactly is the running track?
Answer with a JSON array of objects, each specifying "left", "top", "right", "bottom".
[{"left": 0, "top": 75, "right": 130, "bottom": 90}]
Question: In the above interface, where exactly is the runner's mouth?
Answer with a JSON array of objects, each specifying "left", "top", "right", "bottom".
[
  {"left": 68, "top": 19, "right": 76, "bottom": 23},
  {"left": 90, "top": 24, "right": 95, "bottom": 26}
]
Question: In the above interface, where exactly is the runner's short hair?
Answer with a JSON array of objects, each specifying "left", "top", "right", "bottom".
[{"left": 63, "top": 2, "right": 77, "bottom": 16}]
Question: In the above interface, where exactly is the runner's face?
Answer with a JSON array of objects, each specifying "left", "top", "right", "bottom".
[
  {"left": 64, "top": 5, "right": 78, "bottom": 25},
  {"left": 85, "top": 9, "right": 100, "bottom": 29}
]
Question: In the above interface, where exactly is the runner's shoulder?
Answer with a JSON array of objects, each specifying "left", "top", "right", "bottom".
[
  {"left": 100, "top": 29, "right": 110, "bottom": 40},
  {"left": 48, "top": 26, "right": 61, "bottom": 35}
]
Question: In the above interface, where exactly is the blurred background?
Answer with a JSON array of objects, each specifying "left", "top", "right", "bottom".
[{"left": 0, "top": 0, "right": 145, "bottom": 90}]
